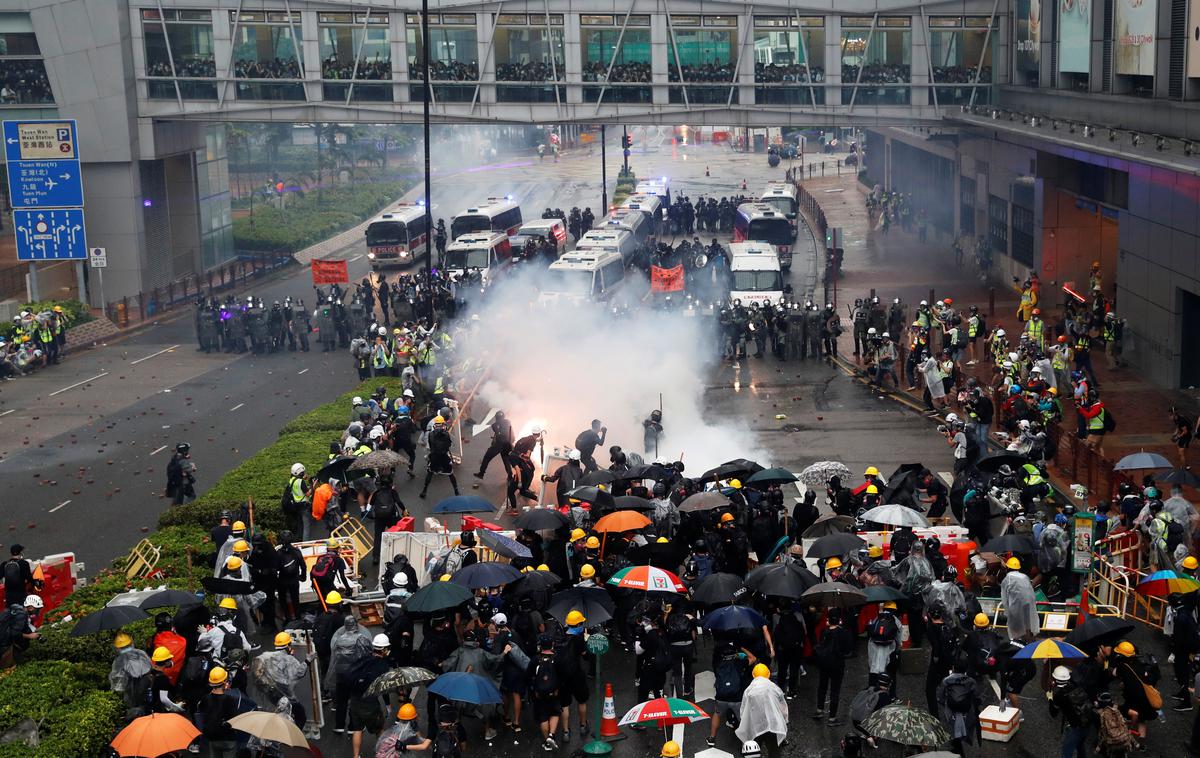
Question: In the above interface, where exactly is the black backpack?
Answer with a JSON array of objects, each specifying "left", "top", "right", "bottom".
[
  {"left": 1103, "top": 409, "right": 1116, "bottom": 432},
  {"left": 1167, "top": 520, "right": 1186, "bottom": 553},
  {"left": 432, "top": 729, "right": 461, "bottom": 758},
  {"left": 532, "top": 658, "right": 559, "bottom": 698},
  {"left": 945, "top": 678, "right": 975, "bottom": 713},
  {"left": 868, "top": 615, "right": 899, "bottom": 644},
  {"left": 666, "top": 612, "right": 693, "bottom": 642},
  {"left": 1141, "top": 653, "right": 1162, "bottom": 685},
  {"left": 2, "top": 560, "right": 22, "bottom": 590},
  {"left": 278, "top": 549, "right": 302, "bottom": 581},
  {"left": 714, "top": 657, "right": 745, "bottom": 701},
  {"left": 281, "top": 479, "right": 298, "bottom": 516}
]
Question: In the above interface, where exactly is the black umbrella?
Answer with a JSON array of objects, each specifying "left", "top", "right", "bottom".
[
  {"left": 513, "top": 508, "right": 568, "bottom": 531},
  {"left": 405, "top": 581, "right": 473, "bottom": 614},
  {"left": 138, "top": 589, "right": 203, "bottom": 609},
  {"left": 881, "top": 464, "right": 924, "bottom": 508},
  {"left": 863, "top": 585, "right": 908, "bottom": 603},
  {"left": 1161, "top": 468, "right": 1200, "bottom": 488},
  {"left": 1064, "top": 617, "right": 1136, "bottom": 648},
  {"left": 450, "top": 561, "right": 522, "bottom": 589},
  {"left": 803, "top": 514, "right": 856, "bottom": 538},
  {"left": 317, "top": 456, "right": 356, "bottom": 482},
  {"left": 71, "top": 605, "right": 150, "bottom": 637},
  {"left": 981, "top": 534, "right": 1037, "bottom": 555},
  {"left": 973, "top": 453, "right": 1031, "bottom": 474},
  {"left": 807, "top": 533, "right": 867, "bottom": 560},
  {"left": 679, "top": 491, "right": 732, "bottom": 513},
  {"left": 613, "top": 495, "right": 656, "bottom": 512},
  {"left": 745, "top": 562, "right": 820, "bottom": 598},
  {"left": 508, "top": 569, "right": 563, "bottom": 597},
  {"left": 701, "top": 459, "right": 764, "bottom": 482},
  {"left": 566, "top": 486, "right": 616, "bottom": 512},
  {"left": 691, "top": 573, "right": 746, "bottom": 605},
  {"left": 581, "top": 470, "right": 619, "bottom": 487},
  {"left": 746, "top": 467, "right": 799, "bottom": 487},
  {"left": 801, "top": 581, "right": 868, "bottom": 609},
  {"left": 612, "top": 463, "right": 673, "bottom": 482},
  {"left": 202, "top": 576, "right": 254, "bottom": 596},
  {"left": 548, "top": 587, "right": 615, "bottom": 625},
  {"left": 627, "top": 541, "right": 685, "bottom": 570}
]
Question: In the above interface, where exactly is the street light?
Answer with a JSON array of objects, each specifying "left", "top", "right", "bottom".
[{"left": 422, "top": 0, "right": 433, "bottom": 320}]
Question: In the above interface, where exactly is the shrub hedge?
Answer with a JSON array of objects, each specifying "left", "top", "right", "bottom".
[
  {"left": 14, "top": 376, "right": 406, "bottom": 755},
  {"left": 0, "top": 300, "right": 94, "bottom": 340},
  {"left": 233, "top": 181, "right": 413, "bottom": 253}
]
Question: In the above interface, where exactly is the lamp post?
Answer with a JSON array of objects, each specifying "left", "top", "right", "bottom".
[
  {"left": 582, "top": 632, "right": 612, "bottom": 756},
  {"left": 422, "top": 0, "right": 433, "bottom": 321}
]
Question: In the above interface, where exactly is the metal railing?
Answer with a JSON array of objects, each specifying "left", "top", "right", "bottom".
[{"left": 1089, "top": 530, "right": 1167, "bottom": 629}]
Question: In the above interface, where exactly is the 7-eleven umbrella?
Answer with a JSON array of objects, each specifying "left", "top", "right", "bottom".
[
  {"left": 1137, "top": 569, "right": 1200, "bottom": 597},
  {"left": 619, "top": 697, "right": 708, "bottom": 727},
  {"left": 608, "top": 565, "right": 686, "bottom": 593}
]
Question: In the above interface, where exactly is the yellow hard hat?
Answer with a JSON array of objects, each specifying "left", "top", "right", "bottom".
[
  {"left": 865, "top": 484, "right": 879, "bottom": 495},
  {"left": 536, "top": 564, "right": 550, "bottom": 572},
  {"left": 570, "top": 528, "right": 586, "bottom": 542},
  {"left": 232, "top": 539, "right": 250, "bottom": 553},
  {"left": 219, "top": 597, "right": 238, "bottom": 610},
  {"left": 720, "top": 512, "right": 735, "bottom": 523},
  {"left": 114, "top": 633, "right": 133, "bottom": 649},
  {"left": 1114, "top": 641, "right": 1136, "bottom": 657},
  {"left": 656, "top": 537, "right": 669, "bottom": 544},
  {"left": 865, "top": 466, "right": 879, "bottom": 477},
  {"left": 1005, "top": 557, "right": 1021, "bottom": 570},
  {"left": 326, "top": 538, "right": 339, "bottom": 550},
  {"left": 580, "top": 564, "right": 596, "bottom": 579},
  {"left": 232, "top": 520, "right": 246, "bottom": 532},
  {"left": 274, "top": 632, "right": 293, "bottom": 648},
  {"left": 868, "top": 546, "right": 883, "bottom": 558},
  {"left": 52, "top": 305, "right": 63, "bottom": 313},
  {"left": 398, "top": 703, "right": 419, "bottom": 721},
  {"left": 1185, "top": 556, "right": 1199, "bottom": 570},
  {"left": 882, "top": 601, "right": 897, "bottom": 610},
  {"left": 326, "top": 590, "right": 343, "bottom": 605},
  {"left": 585, "top": 536, "right": 601, "bottom": 549},
  {"left": 662, "top": 741, "right": 682, "bottom": 758},
  {"left": 566, "top": 610, "right": 586, "bottom": 626},
  {"left": 151, "top": 646, "right": 173, "bottom": 663},
  {"left": 439, "top": 574, "right": 452, "bottom": 582},
  {"left": 973, "top": 613, "right": 990, "bottom": 628},
  {"left": 208, "top": 666, "right": 229, "bottom": 685},
  {"left": 752, "top": 663, "right": 770, "bottom": 679},
  {"left": 521, "top": 566, "right": 533, "bottom": 573},
  {"left": 434, "top": 416, "right": 446, "bottom": 424},
  {"left": 826, "top": 557, "right": 843, "bottom": 570},
  {"left": 729, "top": 479, "right": 743, "bottom": 490},
  {"left": 225, "top": 556, "right": 243, "bottom": 571}
]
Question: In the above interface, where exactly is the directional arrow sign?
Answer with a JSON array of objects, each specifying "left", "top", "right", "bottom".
[
  {"left": 13, "top": 208, "right": 87, "bottom": 261},
  {"left": 3, "top": 120, "right": 83, "bottom": 210}
]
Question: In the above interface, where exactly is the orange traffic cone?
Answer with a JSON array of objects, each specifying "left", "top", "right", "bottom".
[{"left": 600, "top": 682, "right": 625, "bottom": 741}]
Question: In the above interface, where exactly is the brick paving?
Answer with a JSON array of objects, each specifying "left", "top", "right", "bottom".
[{"left": 802, "top": 173, "right": 1199, "bottom": 498}]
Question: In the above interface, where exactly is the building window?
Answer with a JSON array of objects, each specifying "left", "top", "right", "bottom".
[
  {"left": 929, "top": 22, "right": 994, "bottom": 105},
  {"left": 753, "top": 25, "right": 826, "bottom": 105},
  {"left": 407, "top": 22, "right": 479, "bottom": 102},
  {"left": 582, "top": 26, "right": 651, "bottom": 103},
  {"left": 0, "top": 13, "right": 51, "bottom": 104},
  {"left": 841, "top": 21, "right": 911, "bottom": 105},
  {"left": 494, "top": 23, "right": 564, "bottom": 102},
  {"left": 320, "top": 15, "right": 392, "bottom": 102},
  {"left": 143, "top": 9, "right": 216, "bottom": 99},
  {"left": 988, "top": 194, "right": 1008, "bottom": 254},
  {"left": 960, "top": 175, "right": 976, "bottom": 236},
  {"left": 668, "top": 27, "right": 738, "bottom": 104},
  {"left": 231, "top": 13, "right": 304, "bottom": 101}
]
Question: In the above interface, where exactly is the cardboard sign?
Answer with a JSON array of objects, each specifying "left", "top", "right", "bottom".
[{"left": 311, "top": 258, "right": 349, "bottom": 285}]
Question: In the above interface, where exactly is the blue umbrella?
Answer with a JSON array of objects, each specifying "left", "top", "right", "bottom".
[
  {"left": 478, "top": 529, "right": 532, "bottom": 560},
  {"left": 1113, "top": 451, "right": 1173, "bottom": 471},
  {"left": 700, "top": 604, "right": 767, "bottom": 633},
  {"left": 428, "top": 671, "right": 502, "bottom": 705},
  {"left": 450, "top": 560, "right": 523, "bottom": 589},
  {"left": 433, "top": 495, "right": 496, "bottom": 514}
]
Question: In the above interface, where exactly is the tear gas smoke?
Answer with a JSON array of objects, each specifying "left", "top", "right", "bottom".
[{"left": 454, "top": 266, "right": 770, "bottom": 474}]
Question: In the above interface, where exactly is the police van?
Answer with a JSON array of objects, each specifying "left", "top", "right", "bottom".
[
  {"left": 728, "top": 241, "right": 785, "bottom": 306},
  {"left": 733, "top": 202, "right": 797, "bottom": 270},
  {"left": 599, "top": 208, "right": 651, "bottom": 246},
  {"left": 450, "top": 197, "right": 523, "bottom": 241},
  {"left": 511, "top": 218, "right": 568, "bottom": 256},
  {"left": 539, "top": 250, "right": 626, "bottom": 304},
  {"left": 621, "top": 193, "right": 663, "bottom": 232},
  {"left": 760, "top": 181, "right": 799, "bottom": 220},
  {"left": 575, "top": 228, "right": 639, "bottom": 264},
  {"left": 444, "top": 232, "right": 514, "bottom": 287},
  {"left": 634, "top": 178, "right": 670, "bottom": 205}
]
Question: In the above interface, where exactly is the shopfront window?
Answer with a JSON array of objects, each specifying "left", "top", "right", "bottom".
[
  {"left": 929, "top": 19, "right": 994, "bottom": 105},
  {"left": 841, "top": 19, "right": 910, "bottom": 105},
  {"left": 407, "top": 16, "right": 478, "bottom": 102},
  {"left": 0, "top": 13, "right": 51, "bottom": 104},
  {"left": 581, "top": 20, "right": 651, "bottom": 103},
  {"left": 668, "top": 22, "right": 738, "bottom": 104},
  {"left": 231, "top": 12, "right": 304, "bottom": 100},
  {"left": 142, "top": 9, "right": 216, "bottom": 100},
  {"left": 752, "top": 19, "right": 825, "bottom": 105},
  {"left": 319, "top": 13, "right": 391, "bottom": 102},
  {"left": 494, "top": 19, "right": 563, "bottom": 102}
]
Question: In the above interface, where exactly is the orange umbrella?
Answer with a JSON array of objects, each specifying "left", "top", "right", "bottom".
[
  {"left": 594, "top": 510, "right": 652, "bottom": 534},
  {"left": 110, "top": 713, "right": 199, "bottom": 757}
]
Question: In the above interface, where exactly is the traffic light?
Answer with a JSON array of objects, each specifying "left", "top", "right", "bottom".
[{"left": 621, "top": 134, "right": 633, "bottom": 150}]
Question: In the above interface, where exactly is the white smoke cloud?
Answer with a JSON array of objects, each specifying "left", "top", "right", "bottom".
[{"left": 453, "top": 265, "right": 771, "bottom": 476}]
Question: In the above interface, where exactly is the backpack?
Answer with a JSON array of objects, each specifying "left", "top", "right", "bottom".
[
  {"left": 125, "top": 670, "right": 153, "bottom": 715},
  {"left": 848, "top": 687, "right": 882, "bottom": 724},
  {"left": 714, "top": 657, "right": 745, "bottom": 701},
  {"left": 221, "top": 625, "right": 244, "bottom": 655},
  {"left": 343, "top": 654, "right": 382, "bottom": 697},
  {"left": 432, "top": 728, "right": 461, "bottom": 758},
  {"left": 532, "top": 658, "right": 559, "bottom": 698},
  {"left": 1061, "top": 685, "right": 1091, "bottom": 724},
  {"left": 0, "top": 607, "right": 21, "bottom": 651},
  {"left": 666, "top": 612, "right": 693, "bottom": 642},
  {"left": 311, "top": 553, "right": 336, "bottom": 580},
  {"left": 278, "top": 549, "right": 302, "bottom": 581},
  {"left": 1097, "top": 706, "right": 1136, "bottom": 751},
  {"left": 1141, "top": 653, "right": 1162, "bottom": 686},
  {"left": 944, "top": 678, "right": 975, "bottom": 713},
  {"left": 868, "top": 615, "right": 899, "bottom": 645},
  {"left": 2, "top": 560, "right": 22, "bottom": 591},
  {"left": 1166, "top": 520, "right": 1186, "bottom": 553},
  {"left": 1103, "top": 409, "right": 1116, "bottom": 432},
  {"left": 281, "top": 479, "right": 298, "bottom": 516},
  {"left": 427, "top": 547, "right": 465, "bottom": 580}
]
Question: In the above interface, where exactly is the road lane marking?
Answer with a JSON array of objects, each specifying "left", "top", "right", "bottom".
[
  {"left": 298, "top": 368, "right": 309, "bottom": 375},
  {"left": 230, "top": 403, "right": 245, "bottom": 412},
  {"left": 49, "top": 499, "right": 72, "bottom": 513},
  {"left": 48, "top": 372, "right": 109, "bottom": 397},
  {"left": 130, "top": 344, "right": 181, "bottom": 365},
  {"left": 149, "top": 444, "right": 168, "bottom": 456},
  {"left": 0, "top": 410, "right": 13, "bottom": 418},
  {"left": 349, "top": 254, "right": 363, "bottom": 262}
]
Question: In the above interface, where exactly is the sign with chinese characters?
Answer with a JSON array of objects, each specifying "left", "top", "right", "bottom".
[{"left": 1115, "top": 0, "right": 1157, "bottom": 75}]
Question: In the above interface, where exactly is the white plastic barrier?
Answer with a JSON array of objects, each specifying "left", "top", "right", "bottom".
[
  {"left": 377, "top": 530, "right": 520, "bottom": 588},
  {"left": 800, "top": 524, "right": 967, "bottom": 573}
]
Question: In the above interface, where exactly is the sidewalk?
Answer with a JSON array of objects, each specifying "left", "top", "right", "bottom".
[{"left": 801, "top": 173, "right": 1197, "bottom": 500}]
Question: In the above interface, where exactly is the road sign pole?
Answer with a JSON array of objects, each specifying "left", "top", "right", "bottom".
[
  {"left": 27, "top": 262, "right": 39, "bottom": 302},
  {"left": 98, "top": 268, "right": 105, "bottom": 312},
  {"left": 75, "top": 261, "right": 86, "bottom": 306},
  {"left": 583, "top": 633, "right": 612, "bottom": 756}
]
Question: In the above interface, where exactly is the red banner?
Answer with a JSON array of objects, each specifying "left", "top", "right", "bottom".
[
  {"left": 311, "top": 258, "right": 349, "bottom": 285},
  {"left": 650, "top": 264, "right": 685, "bottom": 293}
]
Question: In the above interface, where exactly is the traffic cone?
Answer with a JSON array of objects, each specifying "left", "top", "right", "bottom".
[
  {"left": 600, "top": 682, "right": 625, "bottom": 741},
  {"left": 741, "top": 178, "right": 748, "bottom": 190},
  {"left": 705, "top": 166, "right": 710, "bottom": 177}
]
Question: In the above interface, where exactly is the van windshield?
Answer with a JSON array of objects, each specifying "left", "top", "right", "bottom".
[
  {"left": 762, "top": 197, "right": 797, "bottom": 216},
  {"left": 366, "top": 221, "right": 407, "bottom": 246},
  {"left": 732, "top": 270, "right": 784, "bottom": 291},
  {"left": 447, "top": 247, "right": 490, "bottom": 269},
  {"left": 748, "top": 218, "right": 794, "bottom": 246},
  {"left": 451, "top": 214, "right": 491, "bottom": 240},
  {"left": 543, "top": 269, "right": 594, "bottom": 295}
]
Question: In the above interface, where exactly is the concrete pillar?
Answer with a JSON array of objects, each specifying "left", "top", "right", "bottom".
[
  {"left": 651, "top": 12, "right": 668, "bottom": 105},
  {"left": 826, "top": 15, "right": 842, "bottom": 106}
]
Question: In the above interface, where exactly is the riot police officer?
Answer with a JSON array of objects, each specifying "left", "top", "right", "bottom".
[
  {"left": 852, "top": 298, "right": 869, "bottom": 356},
  {"left": 314, "top": 298, "right": 336, "bottom": 352},
  {"left": 293, "top": 299, "right": 311, "bottom": 352},
  {"left": 822, "top": 304, "right": 841, "bottom": 359},
  {"left": 805, "top": 303, "right": 823, "bottom": 360}
]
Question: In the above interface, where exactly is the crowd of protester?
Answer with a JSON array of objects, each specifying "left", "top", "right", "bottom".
[
  {"left": 669, "top": 62, "right": 737, "bottom": 82},
  {"left": 496, "top": 61, "right": 563, "bottom": 81},
  {"left": 582, "top": 61, "right": 652, "bottom": 82},
  {"left": 322, "top": 57, "right": 392, "bottom": 80},
  {"left": 235, "top": 58, "right": 302, "bottom": 79},
  {"left": 932, "top": 65, "right": 992, "bottom": 83},
  {"left": 842, "top": 63, "right": 911, "bottom": 84},
  {"left": 0, "top": 61, "right": 53, "bottom": 103},
  {"left": 0, "top": 307, "right": 71, "bottom": 379},
  {"left": 755, "top": 62, "right": 825, "bottom": 83},
  {"left": 147, "top": 56, "right": 217, "bottom": 78},
  {"left": 410, "top": 60, "right": 480, "bottom": 81}
]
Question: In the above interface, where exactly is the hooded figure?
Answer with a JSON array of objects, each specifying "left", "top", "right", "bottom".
[
  {"left": 250, "top": 643, "right": 310, "bottom": 706},
  {"left": 1000, "top": 564, "right": 1040, "bottom": 640},
  {"left": 735, "top": 672, "right": 789, "bottom": 746},
  {"left": 326, "top": 615, "right": 371, "bottom": 698},
  {"left": 924, "top": 575, "right": 967, "bottom": 626},
  {"left": 110, "top": 644, "right": 153, "bottom": 698}
]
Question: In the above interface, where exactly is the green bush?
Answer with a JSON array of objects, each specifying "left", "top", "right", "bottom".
[
  {"left": 0, "top": 300, "right": 94, "bottom": 340},
  {"left": 234, "top": 180, "right": 413, "bottom": 253},
  {"left": 0, "top": 661, "right": 122, "bottom": 757}
]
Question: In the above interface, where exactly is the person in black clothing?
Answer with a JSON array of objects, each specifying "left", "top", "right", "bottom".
[
  {"left": 924, "top": 605, "right": 959, "bottom": 714},
  {"left": 509, "top": 427, "right": 544, "bottom": 499},
  {"left": 275, "top": 532, "right": 306, "bottom": 624},
  {"left": 918, "top": 471, "right": 950, "bottom": 519},
  {"left": 543, "top": 450, "right": 586, "bottom": 506},
  {"left": 313, "top": 594, "right": 347, "bottom": 690},
  {"left": 248, "top": 534, "right": 280, "bottom": 633},
  {"left": 210, "top": 511, "right": 233, "bottom": 548},
  {"left": 197, "top": 666, "right": 255, "bottom": 756},
  {"left": 364, "top": 480, "right": 405, "bottom": 565},
  {"left": 475, "top": 410, "right": 515, "bottom": 479},
  {"left": 573, "top": 419, "right": 607, "bottom": 472},
  {"left": 419, "top": 417, "right": 459, "bottom": 498},
  {"left": 2, "top": 545, "right": 36, "bottom": 610},
  {"left": 813, "top": 609, "right": 853, "bottom": 724},
  {"left": 165, "top": 442, "right": 194, "bottom": 505},
  {"left": 774, "top": 600, "right": 807, "bottom": 699},
  {"left": 1170, "top": 592, "right": 1200, "bottom": 706},
  {"left": 377, "top": 276, "right": 391, "bottom": 324},
  {"left": 1048, "top": 664, "right": 1092, "bottom": 758},
  {"left": 149, "top": 648, "right": 187, "bottom": 714}
]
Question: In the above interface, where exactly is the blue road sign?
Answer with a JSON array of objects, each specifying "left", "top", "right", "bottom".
[
  {"left": 8, "top": 159, "right": 83, "bottom": 208},
  {"left": 13, "top": 208, "right": 87, "bottom": 261},
  {"left": 3, "top": 120, "right": 77, "bottom": 162}
]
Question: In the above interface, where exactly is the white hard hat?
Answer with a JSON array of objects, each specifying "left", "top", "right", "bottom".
[
  {"left": 1018, "top": 419, "right": 1031, "bottom": 430},
  {"left": 881, "top": 332, "right": 890, "bottom": 338},
  {"left": 492, "top": 612, "right": 508, "bottom": 625},
  {"left": 867, "top": 327, "right": 877, "bottom": 335},
  {"left": 996, "top": 329, "right": 1006, "bottom": 337},
  {"left": 1002, "top": 361, "right": 1014, "bottom": 369},
  {"left": 344, "top": 436, "right": 360, "bottom": 450},
  {"left": 378, "top": 327, "right": 387, "bottom": 336},
  {"left": 945, "top": 413, "right": 959, "bottom": 424},
  {"left": 530, "top": 424, "right": 543, "bottom": 435},
  {"left": 291, "top": 463, "right": 306, "bottom": 476},
  {"left": 372, "top": 633, "right": 391, "bottom": 650},
  {"left": 1008, "top": 352, "right": 1020, "bottom": 361},
  {"left": 935, "top": 300, "right": 944, "bottom": 306},
  {"left": 1030, "top": 366, "right": 1042, "bottom": 373},
  {"left": 919, "top": 300, "right": 928, "bottom": 306},
  {"left": 392, "top": 573, "right": 408, "bottom": 587},
  {"left": 568, "top": 449, "right": 582, "bottom": 461},
  {"left": 23, "top": 595, "right": 42, "bottom": 609},
  {"left": 403, "top": 389, "right": 415, "bottom": 398},
  {"left": 352, "top": 396, "right": 363, "bottom": 406},
  {"left": 742, "top": 740, "right": 762, "bottom": 758},
  {"left": 1052, "top": 665, "right": 1071, "bottom": 683},
  {"left": 368, "top": 426, "right": 385, "bottom": 440}
]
